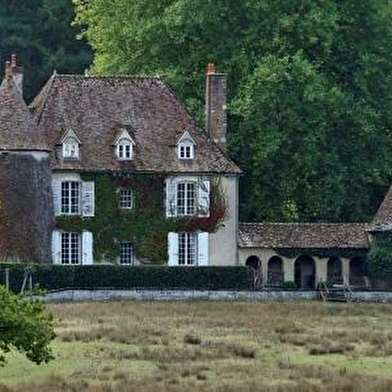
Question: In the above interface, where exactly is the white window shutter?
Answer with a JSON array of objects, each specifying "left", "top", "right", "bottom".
[
  {"left": 165, "top": 179, "right": 176, "bottom": 217},
  {"left": 197, "top": 232, "right": 209, "bottom": 266},
  {"left": 52, "top": 181, "right": 61, "bottom": 216},
  {"left": 81, "top": 181, "right": 95, "bottom": 217},
  {"left": 51, "top": 231, "right": 61, "bottom": 264},
  {"left": 198, "top": 180, "right": 210, "bottom": 217},
  {"left": 168, "top": 232, "right": 179, "bottom": 266},
  {"left": 82, "top": 231, "right": 93, "bottom": 265}
]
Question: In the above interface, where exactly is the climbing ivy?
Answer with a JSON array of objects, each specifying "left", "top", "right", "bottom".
[
  {"left": 56, "top": 173, "right": 227, "bottom": 263},
  {"left": 367, "top": 231, "right": 392, "bottom": 283}
]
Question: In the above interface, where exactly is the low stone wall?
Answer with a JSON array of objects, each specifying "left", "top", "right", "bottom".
[
  {"left": 350, "top": 291, "right": 392, "bottom": 302},
  {"left": 38, "top": 289, "right": 392, "bottom": 302}
]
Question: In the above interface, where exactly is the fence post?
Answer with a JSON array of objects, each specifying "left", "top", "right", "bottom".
[{"left": 5, "top": 268, "right": 9, "bottom": 291}]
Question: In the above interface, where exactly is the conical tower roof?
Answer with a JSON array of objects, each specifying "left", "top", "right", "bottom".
[{"left": 0, "top": 75, "right": 49, "bottom": 151}]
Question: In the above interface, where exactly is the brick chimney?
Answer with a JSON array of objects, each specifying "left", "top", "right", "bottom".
[
  {"left": 5, "top": 54, "right": 23, "bottom": 96},
  {"left": 205, "top": 63, "right": 227, "bottom": 152}
]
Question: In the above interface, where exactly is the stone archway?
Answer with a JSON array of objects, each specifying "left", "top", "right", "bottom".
[
  {"left": 327, "top": 257, "right": 342, "bottom": 285},
  {"left": 295, "top": 255, "right": 316, "bottom": 289},
  {"left": 267, "top": 256, "right": 283, "bottom": 287},
  {"left": 349, "top": 257, "right": 365, "bottom": 286},
  {"left": 246, "top": 255, "right": 261, "bottom": 290},
  {"left": 245, "top": 255, "right": 261, "bottom": 269}
]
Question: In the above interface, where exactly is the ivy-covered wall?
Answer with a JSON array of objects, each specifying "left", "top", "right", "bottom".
[
  {"left": 367, "top": 231, "right": 392, "bottom": 285},
  {"left": 56, "top": 173, "right": 227, "bottom": 264}
]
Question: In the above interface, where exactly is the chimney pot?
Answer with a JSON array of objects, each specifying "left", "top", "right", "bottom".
[
  {"left": 11, "top": 54, "right": 17, "bottom": 67},
  {"left": 4, "top": 54, "right": 24, "bottom": 96},
  {"left": 207, "top": 63, "right": 216, "bottom": 75},
  {"left": 5, "top": 61, "right": 11, "bottom": 76}
]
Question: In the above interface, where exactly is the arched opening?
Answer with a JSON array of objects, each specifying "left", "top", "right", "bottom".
[
  {"left": 327, "top": 257, "right": 342, "bottom": 285},
  {"left": 268, "top": 256, "right": 283, "bottom": 287},
  {"left": 295, "top": 255, "right": 315, "bottom": 289},
  {"left": 246, "top": 255, "right": 261, "bottom": 290},
  {"left": 349, "top": 257, "right": 365, "bottom": 286},
  {"left": 245, "top": 255, "right": 261, "bottom": 269}
]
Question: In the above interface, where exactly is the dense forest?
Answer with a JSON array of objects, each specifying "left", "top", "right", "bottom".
[
  {"left": 0, "top": 0, "right": 92, "bottom": 103},
  {"left": 3, "top": 0, "right": 392, "bottom": 224}
]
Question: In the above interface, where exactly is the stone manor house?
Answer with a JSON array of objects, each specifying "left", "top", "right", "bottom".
[{"left": 1, "top": 55, "right": 391, "bottom": 289}]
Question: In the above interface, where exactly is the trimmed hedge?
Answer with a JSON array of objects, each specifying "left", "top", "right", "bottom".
[{"left": 0, "top": 264, "right": 249, "bottom": 292}]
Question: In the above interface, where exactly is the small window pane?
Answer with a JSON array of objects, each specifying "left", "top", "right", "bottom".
[
  {"left": 117, "top": 139, "right": 133, "bottom": 160},
  {"left": 61, "top": 232, "right": 81, "bottom": 264},
  {"left": 176, "top": 182, "right": 196, "bottom": 216},
  {"left": 63, "top": 137, "right": 79, "bottom": 159},
  {"left": 178, "top": 143, "right": 193, "bottom": 159},
  {"left": 61, "top": 181, "right": 80, "bottom": 215},
  {"left": 119, "top": 188, "right": 133, "bottom": 209},
  {"left": 178, "top": 232, "right": 196, "bottom": 266},
  {"left": 120, "top": 243, "right": 134, "bottom": 265}
]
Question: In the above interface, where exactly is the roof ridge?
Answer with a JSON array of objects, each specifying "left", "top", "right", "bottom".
[{"left": 53, "top": 74, "right": 162, "bottom": 81}]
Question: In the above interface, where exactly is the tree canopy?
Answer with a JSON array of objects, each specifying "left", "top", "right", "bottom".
[
  {"left": 0, "top": 286, "right": 55, "bottom": 365},
  {"left": 0, "top": 0, "right": 92, "bottom": 102},
  {"left": 74, "top": 0, "right": 392, "bottom": 222}
]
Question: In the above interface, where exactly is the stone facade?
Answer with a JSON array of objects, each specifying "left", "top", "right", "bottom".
[{"left": 0, "top": 62, "right": 53, "bottom": 262}]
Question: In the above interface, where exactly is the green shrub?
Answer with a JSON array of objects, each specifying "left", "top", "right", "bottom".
[
  {"left": 282, "top": 281, "right": 297, "bottom": 290},
  {"left": 0, "top": 264, "right": 249, "bottom": 292}
]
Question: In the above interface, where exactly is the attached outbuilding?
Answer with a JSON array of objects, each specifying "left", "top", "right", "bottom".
[{"left": 239, "top": 222, "right": 370, "bottom": 289}]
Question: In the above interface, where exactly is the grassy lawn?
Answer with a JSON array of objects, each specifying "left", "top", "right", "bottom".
[{"left": 2, "top": 301, "right": 392, "bottom": 391}]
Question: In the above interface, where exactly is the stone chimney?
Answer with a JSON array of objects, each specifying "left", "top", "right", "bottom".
[
  {"left": 5, "top": 54, "right": 23, "bottom": 96},
  {"left": 205, "top": 63, "right": 227, "bottom": 152}
]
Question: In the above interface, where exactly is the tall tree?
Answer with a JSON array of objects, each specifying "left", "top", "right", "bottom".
[
  {"left": 0, "top": 0, "right": 92, "bottom": 102},
  {"left": 74, "top": 0, "right": 392, "bottom": 222}
]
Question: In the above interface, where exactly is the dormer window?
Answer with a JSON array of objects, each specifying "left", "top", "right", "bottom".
[
  {"left": 114, "top": 129, "right": 135, "bottom": 161},
  {"left": 60, "top": 128, "right": 81, "bottom": 160},
  {"left": 116, "top": 139, "right": 133, "bottom": 160},
  {"left": 177, "top": 130, "right": 195, "bottom": 160},
  {"left": 63, "top": 137, "right": 79, "bottom": 159},
  {"left": 178, "top": 142, "right": 194, "bottom": 159}
]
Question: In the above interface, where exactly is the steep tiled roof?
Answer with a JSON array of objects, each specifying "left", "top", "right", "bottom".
[
  {"left": 30, "top": 75, "right": 241, "bottom": 174},
  {"left": 239, "top": 222, "right": 370, "bottom": 249},
  {"left": 0, "top": 75, "right": 48, "bottom": 151},
  {"left": 371, "top": 185, "right": 392, "bottom": 230}
]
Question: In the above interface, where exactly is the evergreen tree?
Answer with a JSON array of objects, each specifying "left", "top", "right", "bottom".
[{"left": 0, "top": 0, "right": 92, "bottom": 102}]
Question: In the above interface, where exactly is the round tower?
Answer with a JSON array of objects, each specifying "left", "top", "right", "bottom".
[{"left": 0, "top": 55, "right": 54, "bottom": 262}]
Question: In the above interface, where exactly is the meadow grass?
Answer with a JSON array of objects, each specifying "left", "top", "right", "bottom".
[{"left": 1, "top": 301, "right": 392, "bottom": 391}]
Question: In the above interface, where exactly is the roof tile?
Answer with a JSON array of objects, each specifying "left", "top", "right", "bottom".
[
  {"left": 239, "top": 222, "right": 370, "bottom": 249},
  {"left": 30, "top": 75, "right": 241, "bottom": 174},
  {"left": 0, "top": 76, "right": 48, "bottom": 151}
]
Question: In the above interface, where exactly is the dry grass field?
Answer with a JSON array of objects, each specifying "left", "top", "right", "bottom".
[{"left": 2, "top": 301, "right": 392, "bottom": 391}]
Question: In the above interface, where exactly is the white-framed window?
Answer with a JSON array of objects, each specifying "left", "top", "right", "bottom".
[
  {"left": 166, "top": 177, "right": 210, "bottom": 218},
  {"left": 61, "top": 181, "right": 80, "bottom": 215},
  {"left": 178, "top": 232, "right": 196, "bottom": 265},
  {"left": 116, "top": 139, "right": 133, "bottom": 160},
  {"left": 63, "top": 137, "right": 79, "bottom": 159},
  {"left": 176, "top": 130, "right": 195, "bottom": 160},
  {"left": 168, "top": 232, "right": 209, "bottom": 267},
  {"left": 61, "top": 232, "right": 81, "bottom": 264},
  {"left": 177, "top": 182, "right": 196, "bottom": 216},
  {"left": 52, "top": 231, "right": 93, "bottom": 265},
  {"left": 119, "top": 243, "right": 134, "bottom": 265},
  {"left": 119, "top": 188, "right": 133, "bottom": 209},
  {"left": 178, "top": 142, "right": 194, "bottom": 160},
  {"left": 53, "top": 180, "right": 95, "bottom": 217}
]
